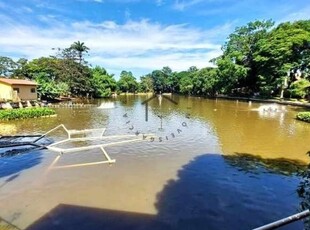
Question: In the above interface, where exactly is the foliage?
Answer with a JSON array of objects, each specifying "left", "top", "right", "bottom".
[
  {"left": 91, "top": 66, "right": 116, "bottom": 97},
  {"left": 117, "top": 71, "right": 138, "bottom": 93},
  {"left": 296, "top": 112, "right": 310, "bottom": 123},
  {"left": 69, "top": 41, "right": 89, "bottom": 64},
  {"left": 0, "top": 19, "right": 309, "bottom": 100},
  {"left": 219, "top": 20, "right": 274, "bottom": 93},
  {"left": 179, "top": 75, "right": 193, "bottom": 95},
  {"left": 216, "top": 57, "right": 248, "bottom": 94},
  {"left": 0, "top": 108, "right": 56, "bottom": 120},
  {"left": 139, "top": 75, "right": 153, "bottom": 93},
  {"left": 24, "top": 44, "right": 93, "bottom": 98},
  {"left": 193, "top": 68, "right": 219, "bottom": 96},
  {"left": 255, "top": 20, "right": 310, "bottom": 95},
  {"left": 289, "top": 79, "right": 310, "bottom": 98},
  {"left": 150, "top": 69, "right": 170, "bottom": 93}
]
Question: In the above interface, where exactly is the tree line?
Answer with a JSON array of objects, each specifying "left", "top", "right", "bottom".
[{"left": 0, "top": 19, "right": 309, "bottom": 100}]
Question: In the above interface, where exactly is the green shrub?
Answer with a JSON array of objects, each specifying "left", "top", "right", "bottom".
[
  {"left": 296, "top": 112, "right": 310, "bottom": 123},
  {"left": 0, "top": 108, "right": 56, "bottom": 120},
  {"left": 289, "top": 79, "right": 310, "bottom": 99}
]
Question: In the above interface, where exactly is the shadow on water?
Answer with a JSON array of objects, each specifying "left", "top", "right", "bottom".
[
  {"left": 0, "top": 148, "right": 43, "bottom": 179},
  {"left": 26, "top": 153, "right": 310, "bottom": 230},
  {"left": 26, "top": 205, "right": 171, "bottom": 230}
]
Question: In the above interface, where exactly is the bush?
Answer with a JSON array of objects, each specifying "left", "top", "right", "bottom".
[
  {"left": 296, "top": 112, "right": 310, "bottom": 123},
  {"left": 0, "top": 108, "right": 56, "bottom": 120},
  {"left": 289, "top": 79, "right": 310, "bottom": 99}
]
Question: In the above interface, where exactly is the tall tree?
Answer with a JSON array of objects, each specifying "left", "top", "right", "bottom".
[
  {"left": 255, "top": 20, "right": 310, "bottom": 97},
  {"left": 91, "top": 66, "right": 116, "bottom": 97},
  {"left": 139, "top": 75, "right": 153, "bottom": 93},
  {"left": 70, "top": 41, "right": 89, "bottom": 64},
  {"left": 150, "top": 67, "right": 173, "bottom": 93},
  {"left": 13, "top": 58, "right": 30, "bottom": 78},
  {"left": 192, "top": 67, "right": 219, "bottom": 96},
  {"left": 219, "top": 19, "right": 274, "bottom": 94},
  {"left": 117, "top": 71, "right": 138, "bottom": 93}
]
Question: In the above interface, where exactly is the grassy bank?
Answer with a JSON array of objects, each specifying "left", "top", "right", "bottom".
[
  {"left": 0, "top": 108, "right": 56, "bottom": 120},
  {"left": 296, "top": 112, "right": 310, "bottom": 123}
]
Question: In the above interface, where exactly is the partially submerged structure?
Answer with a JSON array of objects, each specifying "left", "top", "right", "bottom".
[{"left": 0, "top": 124, "right": 154, "bottom": 169}]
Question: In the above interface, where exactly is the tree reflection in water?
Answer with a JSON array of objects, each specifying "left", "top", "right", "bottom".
[
  {"left": 297, "top": 151, "right": 310, "bottom": 229},
  {"left": 224, "top": 152, "right": 310, "bottom": 229},
  {"left": 223, "top": 152, "right": 307, "bottom": 176}
]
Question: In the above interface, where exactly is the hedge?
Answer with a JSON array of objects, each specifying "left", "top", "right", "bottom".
[
  {"left": 296, "top": 112, "right": 310, "bottom": 123},
  {"left": 0, "top": 108, "right": 56, "bottom": 120}
]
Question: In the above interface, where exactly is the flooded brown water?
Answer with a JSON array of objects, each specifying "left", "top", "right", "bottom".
[{"left": 0, "top": 95, "right": 309, "bottom": 230}]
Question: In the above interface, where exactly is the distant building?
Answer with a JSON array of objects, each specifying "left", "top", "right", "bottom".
[{"left": 0, "top": 77, "right": 38, "bottom": 102}]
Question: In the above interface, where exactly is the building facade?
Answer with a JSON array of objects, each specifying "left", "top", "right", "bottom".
[{"left": 0, "top": 78, "right": 38, "bottom": 102}]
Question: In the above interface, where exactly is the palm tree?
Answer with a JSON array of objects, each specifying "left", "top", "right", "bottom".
[{"left": 70, "top": 41, "right": 89, "bottom": 64}]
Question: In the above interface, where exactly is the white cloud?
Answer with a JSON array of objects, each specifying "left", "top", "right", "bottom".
[
  {"left": 172, "top": 0, "right": 204, "bottom": 11},
  {"left": 0, "top": 18, "right": 225, "bottom": 76},
  {"left": 21, "top": 6, "right": 34, "bottom": 13},
  {"left": 278, "top": 5, "right": 310, "bottom": 23}
]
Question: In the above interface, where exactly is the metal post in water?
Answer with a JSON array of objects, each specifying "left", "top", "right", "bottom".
[
  {"left": 253, "top": 209, "right": 310, "bottom": 230},
  {"left": 145, "top": 103, "right": 148, "bottom": 122}
]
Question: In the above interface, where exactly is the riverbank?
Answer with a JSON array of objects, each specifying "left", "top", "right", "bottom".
[{"left": 215, "top": 95, "right": 310, "bottom": 108}]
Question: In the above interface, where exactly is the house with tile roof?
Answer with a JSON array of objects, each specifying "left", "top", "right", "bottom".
[{"left": 0, "top": 77, "right": 38, "bottom": 102}]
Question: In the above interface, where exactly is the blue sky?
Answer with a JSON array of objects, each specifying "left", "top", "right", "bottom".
[{"left": 0, "top": 0, "right": 309, "bottom": 78}]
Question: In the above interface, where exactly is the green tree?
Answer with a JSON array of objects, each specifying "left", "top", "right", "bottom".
[
  {"left": 150, "top": 67, "right": 173, "bottom": 93},
  {"left": 26, "top": 57, "right": 59, "bottom": 81},
  {"left": 255, "top": 20, "right": 310, "bottom": 97},
  {"left": 53, "top": 44, "right": 93, "bottom": 97},
  {"left": 192, "top": 67, "right": 219, "bottom": 96},
  {"left": 58, "top": 59, "right": 92, "bottom": 97},
  {"left": 26, "top": 56, "right": 92, "bottom": 98},
  {"left": 70, "top": 41, "right": 89, "bottom": 64},
  {"left": 25, "top": 57, "right": 70, "bottom": 99},
  {"left": 289, "top": 79, "right": 310, "bottom": 98},
  {"left": 13, "top": 58, "right": 30, "bottom": 78},
  {"left": 218, "top": 19, "right": 274, "bottom": 94},
  {"left": 91, "top": 66, "right": 116, "bottom": 97},
  {"left": 139, "top": 75, "right": 153, "bottom": 93},
  {"left": 216, "top": 57, "right": 248, "bottom": 94},
  {"left": 117, "top": 71, "right": 138, "bottom": 93},
  {"left": 179, "top": 74, "right": 193, "bottom": 95},
  {"left": 188, "top": 66, "right": 198, "bottom": 73},
  {"left": 35, "top": 72, "right": 69, "bottom": 100}
]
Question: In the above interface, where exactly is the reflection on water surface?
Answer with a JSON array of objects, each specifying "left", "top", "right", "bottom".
[{"left": 0, "top": 96, "right": 309, "bottom": 229}]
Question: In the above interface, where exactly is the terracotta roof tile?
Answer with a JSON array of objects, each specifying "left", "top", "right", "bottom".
[{"left": 0, "top": 77, "right": 37, "bottom": 86}]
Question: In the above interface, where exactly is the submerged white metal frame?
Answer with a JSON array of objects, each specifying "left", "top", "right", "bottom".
[
  {"left": 33, "top": 124, "right": 154, "bottom": 169},
  {"left": 0, "top": 124, "right": 154, "bottom": 169}
]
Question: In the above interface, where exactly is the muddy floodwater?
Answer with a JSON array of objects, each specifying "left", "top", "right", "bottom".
[{"left": 0, "top": 95, "right": 309, "bottom": 230}]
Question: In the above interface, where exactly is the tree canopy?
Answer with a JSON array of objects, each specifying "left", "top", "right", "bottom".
[{"left": 1, "top": 19, "right": 309, "bottom": 100}]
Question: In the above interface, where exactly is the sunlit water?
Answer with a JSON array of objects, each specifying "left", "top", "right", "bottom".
[{"left": 0, "top": 95, "right": 309, "bottom": 229}]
